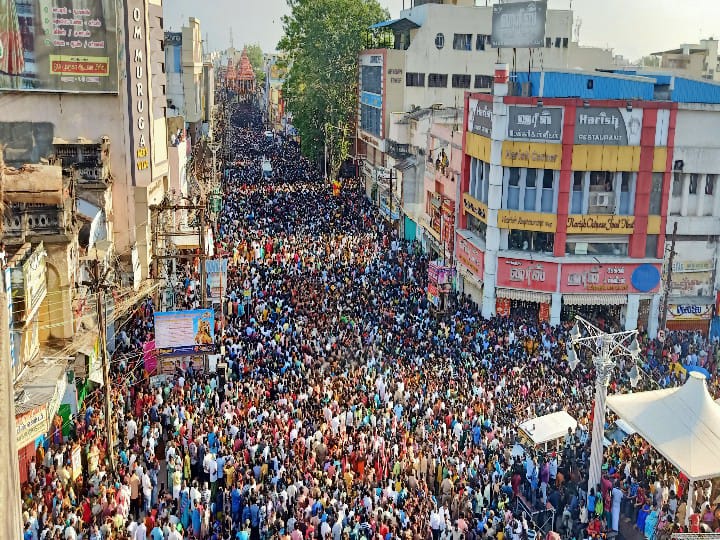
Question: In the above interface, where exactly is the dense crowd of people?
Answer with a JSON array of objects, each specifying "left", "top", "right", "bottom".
[{"left": 18, "top": 102, "right": 720, "bottom": 540}]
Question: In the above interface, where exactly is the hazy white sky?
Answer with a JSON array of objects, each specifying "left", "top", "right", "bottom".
[{"left": 164, "top": 0, "right": 719, "bottom": 61}]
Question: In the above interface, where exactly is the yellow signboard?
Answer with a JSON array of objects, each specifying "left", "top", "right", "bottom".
[
  {"left": 466, "top": 132, "right": 491, "bottom": 162},
  {"left": 498, "top": 210, "right": 557, "bottom": 232},
  {"left": 566, "top": 214, "right": 635, "bottom": 234},
  {"left": 463, "top": 193, "right": 488, "bottom": 223},
  {"left": 647, "top": 215, "right": 661, "bottom": 235},
  {"left": 571, "top": 145, "right": 641, "bottom": 172},
  {"left": 501, "top": 141, "right": 562, "bottom": 170}
]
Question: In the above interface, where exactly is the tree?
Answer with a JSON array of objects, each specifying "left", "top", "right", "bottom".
[
  {"left": 278, "top": 0, "right": 388, "bottom": 177},
  {"left": 243, "top": 43, "right": 266, "bottom": 85},
  {"left": 638, "top": 55, "right": 661, "bottom": 68}
]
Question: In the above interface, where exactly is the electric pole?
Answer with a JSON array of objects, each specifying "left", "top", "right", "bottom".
[
  {"left": 660, "top": 221, "right": 678, "bottom": 330},
  {"left": 87, "top": 257, "right": 115, "bottom": 473},
  {"left": 0, "top": 269, "right": 23, "bottom": 538}
]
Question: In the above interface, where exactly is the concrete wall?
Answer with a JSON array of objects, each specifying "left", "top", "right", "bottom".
[
  {"left": 0, "top": 94, "right": 134, "bottom": 254},
  {"left": 399, "top": 4, "right": 618, "bottom": 111}
]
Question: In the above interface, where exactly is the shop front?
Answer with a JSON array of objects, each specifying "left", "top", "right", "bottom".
[
  {"left": 495, "top": 257, "right": 558, "bottom": 321},
  {"left": 666, "top": 302, "right": 714, "bottom": 334},
  {"left": 560, "top": 262, "right": 662, "bottom": 331},
  {"left": 15, "top": 404, "right": 48, "bottom": 484},
  {"left": 455, "top": 231, "right": 484, "bottom": 305}
]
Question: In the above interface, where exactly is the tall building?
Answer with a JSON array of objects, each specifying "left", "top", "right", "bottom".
[
  {"left": 0, "top": 0, "right": 169, "bottom": 287},
  {"left": 650, "top": 38, "right": 720, "bottom": 81},
  {"left": 356, "top": 0, "right": 626, "bottom": 234},
  {"left": 455, "top": 65, "right": 720, "bottom": 336}
]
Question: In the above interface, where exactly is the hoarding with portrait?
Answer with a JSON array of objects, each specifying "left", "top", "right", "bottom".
[{"left": 154, "top": 309, "right": 216, "bottom": 357}]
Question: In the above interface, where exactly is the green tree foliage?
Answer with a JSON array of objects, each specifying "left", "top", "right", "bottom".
[
  {"left": 243, "top": 43, "right": 266, "bottom": 85},
  {"left": 278, "top": 0, "right": 388, "bottom": 176}
]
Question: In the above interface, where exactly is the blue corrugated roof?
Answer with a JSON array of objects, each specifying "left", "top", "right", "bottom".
[
  {"left": 671, "top": 77, "right": 720, "bottom": 104},
  {"left": 369, "top": 18, "right": 419, "bottom": 30},
  {"left": 515, "top": 71, "right": 655, "bottom": 100}
]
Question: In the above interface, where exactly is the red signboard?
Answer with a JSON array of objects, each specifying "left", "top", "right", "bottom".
[
  {"left": 455, "top": 234, "right": 485, "bottom": 279},
  {"left": 496, "top": 257, "right": 559, "bottom": 293},
  {"left": 539, "top": 302, "right": 550, "bottom": 323},
  {"left": 560, "top": 263, "right": 662, "bottom": 294}
]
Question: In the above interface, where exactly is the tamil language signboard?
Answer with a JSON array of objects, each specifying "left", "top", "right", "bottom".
[
  {"left": 491, "top": 0, "right": 547, "bottom": 48},
  {"left": 469, "top": 99, "right": 493, "bottom": 138},
  {"left": 0, "top": 0, "right": 119, "bottom": 92},
  {"left": 507, "top": 106, "right": 563, "bottom": 142}
]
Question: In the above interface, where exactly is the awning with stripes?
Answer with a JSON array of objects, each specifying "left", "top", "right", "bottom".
[
  {"left": 496, "top": 288, "right": 552, "bottom": 303},
  {"left": 562, "top": 294, "right": 627, "bottom": 306}
]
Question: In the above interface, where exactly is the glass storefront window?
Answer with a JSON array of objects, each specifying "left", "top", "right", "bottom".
[
  {"left": 565, "top": 236, "right": 629, "bottom": 256},
  {"left": 467, "top": 214, "right": 487, "bottom": 240},
  {"left": 508, "top": 229, "right": 554, "bottom": 253}
]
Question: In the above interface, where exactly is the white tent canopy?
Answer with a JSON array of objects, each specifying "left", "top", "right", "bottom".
[
  {"left": 607, "top": 371, "right": 720, "bottom": 481},
  {"left": 518, "top": 411, "right": 577, "bottom": 447}
]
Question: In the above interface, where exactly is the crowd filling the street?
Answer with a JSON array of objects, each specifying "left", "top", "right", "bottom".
[{"left": 19, "top": 103, "right": 720, "bottom": 540}]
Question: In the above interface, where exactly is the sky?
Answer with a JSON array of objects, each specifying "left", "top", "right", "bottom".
[{"left": 164, "top": 0, "right": 720, "bottom": 62}]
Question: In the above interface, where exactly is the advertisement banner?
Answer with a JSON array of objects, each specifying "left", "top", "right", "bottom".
[
  {"left": 574, "top": 108, "right": 643, "bottom": 146},
  {"left": 71, "top": 445, "right": 82, "bottom": 480},
  {"left": 205, "top": 259, "right": 228, "bottom": 303},
  {"left": 462, "top": 193, "right": 488, "bottom": 223},
  {"left": 566, "top": 215, "right": 635, "bottom": 234},
  {"left": 667, "top": 304, "right": 713, "bottom": 321},
  {"left": 469, "top": 99, "right": 493, "bottom": 137},
  {"left": 16, "top": 405, "right": 47, "bottom": 448},
  {"left": 154, "top": 309, "right": 216, "bottom": 356},
  {"left": 427, "top": 284, "right": 440, "bottom": 307},
  {"left": 539, "top": 302, "right": 550, "bottom": 323},
  {"left": 491, "top": 0, "right": 547, "bottom": 48},
  {"left": 5, "top": 267, "right": 15, "bottom": 366},
  {"left": 507, "top": 106, "right": 563, "bottom": 142},
  {"left": 497, "top": 258, "right": 558, "bottom": 293},
  {"left": 671, "top": 260, "right": 714, "bottom": 273},
  {"left": 143, "top": 340, "right": 157, "bottom": 373},
  {"left": 668, "top": 271, "right": 713, "bottom": 297},
  {"left": 560, "top": 263, "right": 661, "bottom": 294},
  {"left": 497, "top": 209, "right": 557, "bottom": 233},
  {"left": 0, "top": 0, "right": 119, "bottom": 93},
  {"left": 456, "top": 233, "right": 485, "bottom": 279},
  {"left": 496, "top": 298, "right": 511, "bottom": 317},
  {"left": 23, "top": 242, "right": 47, "bottom": 320}
]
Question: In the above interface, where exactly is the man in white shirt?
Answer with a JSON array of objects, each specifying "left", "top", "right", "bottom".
[{"left": 134, "top": 520, "right": 147, "bottom": 540}]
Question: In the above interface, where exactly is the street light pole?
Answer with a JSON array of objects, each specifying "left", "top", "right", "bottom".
[{"left": 567, "top": 316, "right": 641, "bottom": 494}]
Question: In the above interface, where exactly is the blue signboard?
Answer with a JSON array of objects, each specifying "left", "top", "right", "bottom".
[{"left": 361, "top": 91, "right": 383, "bottom": 109}]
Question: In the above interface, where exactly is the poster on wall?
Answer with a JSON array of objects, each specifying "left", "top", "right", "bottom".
[
  {"left": 154, "top": 309, "right": 216, "bottom": 356},
  {"left": 0, "top": 0, "right": 119, "bottom": 92},
  {"left": 205, "top": 259, "right": 228, "bottom": 303}
]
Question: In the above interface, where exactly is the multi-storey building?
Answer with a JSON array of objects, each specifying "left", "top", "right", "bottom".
[
  {"left": 456, "top": 66, "right": 720, "bottom": 336},
  {"left": 356, "top": 0, "right": 626, "bottom": 240}
]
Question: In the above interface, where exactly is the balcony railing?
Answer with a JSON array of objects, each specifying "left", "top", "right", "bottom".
[{"left": 386, "top": 139, "right": 411, "bottom": 160}]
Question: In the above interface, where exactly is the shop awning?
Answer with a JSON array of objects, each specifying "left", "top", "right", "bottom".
[
  {"left": 15, "top": 363, "right": 66, "bottom": 416},
  {"left": 458, "top": 266, "right": 483, "bottom": 286},
  {"left": 563, "top": 294, "right": 627, "bottom": 306},
  {"left": 369, "top": 18, "right": 420, "bottom": 31},
  {"left": 497, "top": 288, "right": 551, "bottom": 304}
]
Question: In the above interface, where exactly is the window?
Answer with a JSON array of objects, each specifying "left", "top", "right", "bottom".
[
  {"left": 672, "top": 172, "right": 683, "bottom": 196},
  {"left": 689, "top": 173, "right": 699, "bottom": 194},
  {"left": 619, "top": 172, "right": 634, "bottom": 215},
  {"left": 360, "top": 104, "right": 381, "bottom": 136},
  {"left": 508, "top": 168, "right": 521, "bottom": 187},
  {"left": 453, "top": 33, "right": 472, "bottom": 51},
  {"left": 467, "top": 214, "right": 487, "bottom": 239},
  {"left": 435, "top": 33, "right": 445, "bottom": 49},
  {"left": 545, "top": 37, "right": 552, "bottom": 48},
  {"left": 589, "top": 171, "right": 613, "bottom": 191},
  {"left": 507, "top": 167, "right": 521, "bottom": 210},
  {"left": 525, "top": 169, "right": 537, "bottom": 211},
  {"left": 649, "top": 172, "right": 663, "bottom": 214},
  {"left": 541, "top": 170, "right": 554, "bottom": 212},
  {"left": 474, "top": 75, "right": 493, "bottom": 89},
  {"left": 562, "top": 37, "right": 569, "bottom": 48},
  {"left": 706, "top": 174, "right": 716, "bottom": 195},
  {"left": 645, "top": 235, "right": 658, "bottom": 258},
  {"left": 451, "top": 74, "right": 471, "bottom": 88},
  {"left": 476, "top": 34, "right": 490, "bottom": 51},
  {"left": 571, "top": 172, "right": 584, "bottom": 214},
  {"left": 509, "top": 230, "right": 554, "bottom": 253},
  {"left": 565, "top": 236, "right": 629, "bottom": 256},
  {"left": 573, "top": 171, "right": 584, "bottom": 191},
  {"left": 428, "top": 73, "right": 448, "bottom": 88},
  {"left": 406, "top": 72, "right": 425, "bottom": 87},
  {"left": 361, "top": 65, "right": 382, "bottom": 94},
  {"left": 555, "top": 37, "right": 562, "bottom": 48}
]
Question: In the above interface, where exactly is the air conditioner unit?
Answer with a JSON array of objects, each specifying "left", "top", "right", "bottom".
[{"left": 591, "top": 193, "right": 612, "bottom": 207}]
